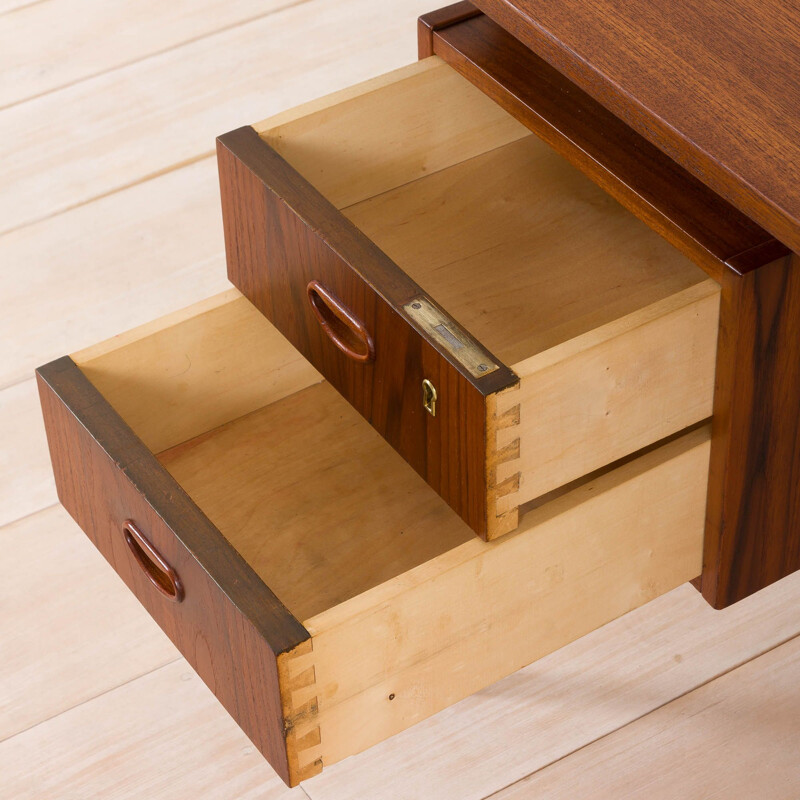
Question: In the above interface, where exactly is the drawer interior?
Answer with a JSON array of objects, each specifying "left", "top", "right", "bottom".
[
  {"left": 158, "top": 376, "right": 474, "bottom": 622},
  {"left": 256, "top": 57, "right": 711, "bottom": 372},
  {"left": 74, "top": 291, "right": 471, "bottom": 620},
  {"left": 73, "top": 291, "right": 709, "bottom": 775},
  {"left": 253, "top": 57, "right": 720, "bottom": 530}
]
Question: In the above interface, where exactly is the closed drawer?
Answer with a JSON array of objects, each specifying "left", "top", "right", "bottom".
[
  {"left": 217, "top": 56, "right": 720, "bottom": 540},
  {"left": 38, "top": 292, "right": 709, "bottom": 786}
]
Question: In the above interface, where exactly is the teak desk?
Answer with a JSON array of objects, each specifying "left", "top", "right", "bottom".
[{"left": 37, "top": 1, "right": 800, "bottom": 785}]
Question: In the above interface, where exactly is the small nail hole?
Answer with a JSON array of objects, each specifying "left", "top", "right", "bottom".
[{"left": 388, "top": 693, "right": 396, "bottom": 701}]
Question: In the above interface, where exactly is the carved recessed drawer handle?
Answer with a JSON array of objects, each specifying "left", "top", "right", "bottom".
[
  {"left": 123, "top": 520, "right": 184, "bottom": 603},
  {"left": 307, "top": 280, "right": 375, "bottom": 363}
]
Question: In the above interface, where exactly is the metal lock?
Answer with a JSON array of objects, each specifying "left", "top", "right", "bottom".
[{"left": 422, "top": 378, "right": 437, "bottom": 417}]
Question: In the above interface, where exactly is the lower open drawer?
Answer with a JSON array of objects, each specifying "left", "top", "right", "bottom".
[{"left": 37, "top": 291, "right": 708, "bottom": 786}]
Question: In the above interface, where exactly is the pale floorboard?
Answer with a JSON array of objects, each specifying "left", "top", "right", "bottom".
[
  {"left": 0, "top": 0, "right": 297, "bottom": 108},
  {"left": 303, "top": 574, "right": 800, "bottom": 800},
  {"left": 0, "top": 505, "right": 177, "bottom": 743},
  {"left": 0, "top": 660, "right": 306, "bottom": 800},
  {"left": 0, "top": 0, "right": 432, "bottom": 236},
  {"left": 0, "top": 0, "right": 39, "bottom": 15},
  {"left": 0, "top": 379, "right": 55, "bottom": 527},
  {"left": 0, "top": 158, "right": 228, "bottom": 389},
  {"left": 2, "top": 0, "right": 799, "bottom": 797},
  {"left": 493, "top": 633, "right": 800, "bottom": 799}
]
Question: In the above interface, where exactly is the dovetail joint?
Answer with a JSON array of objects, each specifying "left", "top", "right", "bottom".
[
  {"left": 486, "top": 387, "right": 522, "bottom": 540},
  {"left": 277, "top": 639, "right": 323, "bottom": 785}
]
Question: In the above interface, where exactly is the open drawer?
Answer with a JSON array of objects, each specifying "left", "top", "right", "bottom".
[
  {"left": 217, "top": 57, "right": 720, "bottom": 540},
  {"left": 38, "top": 292, "right": 709, "bottom": 786}
]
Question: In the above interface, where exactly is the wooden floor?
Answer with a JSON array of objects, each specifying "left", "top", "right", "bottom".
[{"left": 2, "top": 2, "right": 799, "bottom": 797}]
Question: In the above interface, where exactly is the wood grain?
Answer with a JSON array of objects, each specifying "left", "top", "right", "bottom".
[
  {"left": 0, "top": 158, "right": 229, "bottom": 389},
  {"left": 339, "top": 124, "right": 717, "bottom": 519},
  {"left": 471, "top": 0, "right": 800, "bottom": 254},
  {"left": 423, "top": 8, "right": 784, "bottom": 281},
  {"left": 0, "top": 0, "right": 433, "bottom": 236},
  {"left": 0, "top": 659, "right": 303, "bottom": 799},
  {"left": 158, "top": 380, "right": 472, "bottom": 622},
  {"left": 218, "top": 124, "right": 514, "bottom": 538},
  {"left": 36, "top": 356, "right": 309, "bottom": 784},
  {"left": 344, "top": 134, "right": 711, "bottom": 366},
  {"left": 417, "top": 0, "right": 481, "bottom": 57},
  {"left": 224, "top": 57, "right": 723, "bottom": 537},
  {"left": 8, "top": 1, "right": 800, "bottom": 794},
  {"left": 0, "top": 0, "right": 40, "bottom": 14},
  {"left": 35, "top": 298, "right": 711, "bottom": 780},
  {"left": 73, "top": 290, "right": 322, "bottom": 453},
  {"left": 702, "top": 252, "right": 800, "bottom": 607},
  {"left": 301, "top": 427, "right": 709, "bottom": 766},
  {"left": 255, "top": 56, "right": 528, "bottom": 209},
  {"left": 494, "top": 634, "right": 800, "bottom": 799},
  {"left": 0, "top": 505, "right": 177, "bottom": 743},
  {"left": 493, "top": 282, "right": 719, "bottom": 510},
  {"left": 419, "top": 6, "right": 800, "bottom": 605},
  {"left": 0, "top": 0, "right": 296, "bottom": 109},
  {"left": 304, "top": 572, "right": 800, "bottom": 800}
]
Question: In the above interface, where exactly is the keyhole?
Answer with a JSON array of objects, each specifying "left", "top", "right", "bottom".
[{"left": 422, "top": 379, "right": 437, "bottom": 417}]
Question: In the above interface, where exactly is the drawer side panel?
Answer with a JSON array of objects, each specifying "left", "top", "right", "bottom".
[
  {"left": 495, "top": 281, "right": 720, "bottom": 511},
  {"left": 306, "top": 425, "right": 709, "bottom": 765}
]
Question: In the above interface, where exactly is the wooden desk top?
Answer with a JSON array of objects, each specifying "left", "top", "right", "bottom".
[{"left": 473, "top": 0, "right": 800, "bottom": 253}]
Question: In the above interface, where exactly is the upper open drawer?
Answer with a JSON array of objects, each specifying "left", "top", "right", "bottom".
[{"left": 217, "top": 57, "right": 720, "bottom": 539}]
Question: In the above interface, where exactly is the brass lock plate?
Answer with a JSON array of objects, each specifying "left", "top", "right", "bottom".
[{"left": 404, "top": 297, "right": 499, "bottom": 379}]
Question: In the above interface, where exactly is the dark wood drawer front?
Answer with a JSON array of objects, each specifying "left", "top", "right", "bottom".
[
  {"left": 217, "top": 126, "right": 516, "bottom": 536},
  {"left": 36, "top": 356, "right": 309, "bottom": 786}
]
